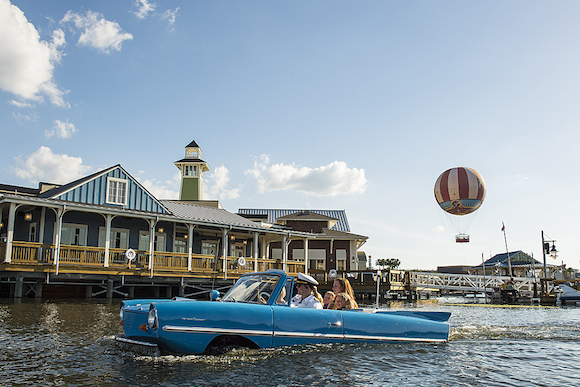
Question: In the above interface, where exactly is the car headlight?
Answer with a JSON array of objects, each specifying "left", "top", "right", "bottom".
[{"left": 147, "top": 306, "right": 158, "bottom": 330}]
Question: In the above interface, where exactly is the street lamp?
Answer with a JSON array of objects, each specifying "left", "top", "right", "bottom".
[{"left": 541, "top": 230, "right": 556, "bottom": 294}]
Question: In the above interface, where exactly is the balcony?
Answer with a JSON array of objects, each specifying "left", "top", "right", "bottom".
[{"left": 1, "top": 241, "right": 305, "bottom": 278}]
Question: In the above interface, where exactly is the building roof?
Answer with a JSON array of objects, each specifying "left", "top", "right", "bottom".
[
  {"left": 319, "top": 228, "right": 367, "bottom": 240},
  {"left": 0, "top": 192, "right": 313, "bottom": 236},
  {"left": 470, "top": 250, "right": 548, "bottom": 269},
  {"left": 38, "top": 165, "right": 119, "bottom": 199},
  {"left": 160, "top": 200, "right": 267, "bottom": 230},
  {"left": 0, "top": 183, "right": 39, "bottom": 196},
  {"left": 174, "top": 158, "right": 207, "bottom": 163},
  {"left": 238, "top": 209, "right": 351, "bottom": 232},
  {"left": 276, "top": 210, "right": 338, "bottom": 222},
  {"left": 186, "top": 140, "right": 200, "bottom": 148}
]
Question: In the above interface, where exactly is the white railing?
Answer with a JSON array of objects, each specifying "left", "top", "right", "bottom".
[{"left": 410, "top": 271, "right": 547, "bottom": 295}]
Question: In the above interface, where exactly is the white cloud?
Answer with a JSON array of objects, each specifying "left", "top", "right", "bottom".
[
  {"left": 61, "top": 10, "right": 133, "bottom": 53},
  {"left": 0, "top": 0, "right": 68, "bottom": 106},
  {"left": 12, "top": 111, "right": 37, "bottom": 125},
  {"left": 13, "top": 146, "right": 91, "bottom": 184},
  {"left": 139, "top": 172, "right": 179, "bottom": 200},
  {"left": 133, "top": 0, "right": 156, "bottom": 19},
  {"left": 205, "top": 165, "right": 241, "bottom": 200},
  {"left": 433, "top": 225, "right": 445, "bottom": 233},
  {"left": 9, "top": 100, "right": 33, "bottom": 108},
  {"left": 161, "top": 7, "right": 179, "bottom": 27},
  {"left": 245, "top": 155, "right": 367, "bottom": 196},
  {"left": 45, "top": 119, "right": 77, "bottom": 139}
]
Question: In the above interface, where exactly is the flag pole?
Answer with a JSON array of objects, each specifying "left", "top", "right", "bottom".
[{"left": 502, "top": 222, "right": 512, "bottom": 277}]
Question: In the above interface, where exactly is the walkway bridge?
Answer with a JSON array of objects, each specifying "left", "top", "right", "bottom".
[{"left": 409, "top": 271, "right": 547, "bottom": 296}]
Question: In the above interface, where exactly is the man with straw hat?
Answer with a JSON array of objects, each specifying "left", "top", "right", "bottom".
[{"left": 290, "top": 273, "right": 323, "bottom": 309}]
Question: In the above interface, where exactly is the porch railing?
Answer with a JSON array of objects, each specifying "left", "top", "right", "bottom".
[{"left": 1, "top": 241, "right": 306, "bottom": 277}]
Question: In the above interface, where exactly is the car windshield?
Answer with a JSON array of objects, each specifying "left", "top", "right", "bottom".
[{"left": 222, "top": 274, "right": 281, "bottom": 304}]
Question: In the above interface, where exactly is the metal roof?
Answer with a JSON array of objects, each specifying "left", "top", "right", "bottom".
[
  {"left": 0, "top": 194, "right": 312, "bottom": 235},
  {"left": 160, "top": 200, "right": 266, "bottom": 230},
  {"left": 470, "top": 251, "right": 551, "bottom": 269},
  {"left": 238, "top": 209, "right": 351, "bottom": 232}
]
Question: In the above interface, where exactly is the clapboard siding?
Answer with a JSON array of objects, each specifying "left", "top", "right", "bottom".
[{"left": 52, "top": 167, "right": 168, "bottom": 213}]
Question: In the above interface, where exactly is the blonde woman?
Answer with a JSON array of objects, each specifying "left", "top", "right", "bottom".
[
  {"left": 334, "top": 292, "right": 355, "bottom": 310},
  {"left": 332, "top": 278, "right": 358, "bottom": 309}
]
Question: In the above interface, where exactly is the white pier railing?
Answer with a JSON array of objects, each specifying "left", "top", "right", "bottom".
[{"left": 410, "top": 272, "right": 546, "bottom": 296}]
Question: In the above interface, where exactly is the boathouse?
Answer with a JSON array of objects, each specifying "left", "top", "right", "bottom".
[{"left": 0, "top": 141, "right": 368, "bottom": 299}]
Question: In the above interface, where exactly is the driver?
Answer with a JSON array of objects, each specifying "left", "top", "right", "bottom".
[{"left": 290, "top": 273, "right": 323, "bottom": 309}]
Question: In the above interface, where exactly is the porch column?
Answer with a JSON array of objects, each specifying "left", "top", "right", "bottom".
[
  {"left": 304, "top": 237, "right": 309, "bottom": 275},
  {"left": 350, "top": 240, "right": 356, "bottom": 271},
  {"left": 282, "top": 234, "right": 288, "bottom": 273},
  {"left": 54, "top": 207, "right": 65, "bottom": 275},
  {"left": 253, "top": 232, "right": 259, "bottom": 272},
  {"left": 222, "top": 228, "right": 229, "bottom": 280},
  {"left": 187, "top": 224, "right": 195, "bottom": 271},
  {"left": 4, "top": 203, "right": 16, "bottom": 263},
  {"left": 38, "top": 207, "right": 46, "bottom": 244},
  {"left": 104, "top": 214, "right": 112, "bottom": 268},
  {"left": 148, "top": 218, "right": 157, "bottom": 276}
]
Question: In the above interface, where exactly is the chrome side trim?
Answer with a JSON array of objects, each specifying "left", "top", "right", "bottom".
[
  {"left": 115, "top": 335, "right": 158, "bottom": 348},
  {"left": 162, "top": 325, "right": 273, "bottom": 336},
  {"left": 162, "top": 325, "right": 447, "bottom": 343},
  {"left": 273, "top": 331, "right": 343, "bottom": 340}
]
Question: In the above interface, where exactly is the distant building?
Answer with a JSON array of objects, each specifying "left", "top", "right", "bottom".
[
  {"left": 467, "top": 250, "right": 554, "bottom": 277},
  {"left": 238, "top": 209, "right": 368, "bottom": 275}
]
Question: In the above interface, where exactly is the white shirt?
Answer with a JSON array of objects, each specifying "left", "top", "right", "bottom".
[{"left": 290, "top": 294, "right": 323, "bottom": 309}]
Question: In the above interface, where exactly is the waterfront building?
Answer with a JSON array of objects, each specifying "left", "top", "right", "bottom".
[
  {"left": 238, "top": 209, "right": 368, "bottom": 282},
  {"left": 0, "top": 141, "right": 367, "bottom": 298},
  {"left": 467, "top": 250, "right": 553, "bottom": 277}
]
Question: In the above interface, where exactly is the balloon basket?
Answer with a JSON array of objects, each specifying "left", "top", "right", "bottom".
[{"left": 455, "top": 234, "right": 470, "bottom": 243}]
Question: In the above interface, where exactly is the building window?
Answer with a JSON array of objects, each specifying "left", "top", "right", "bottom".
[
  {"left": 174, "top": 239, "right": 187, "bottom": 253},
  {"left": 106, "top": 177, "right": 127, "bottom": 205},
  {"left": 61, "top": 223, "right": 88, "bottom": 246},
  {"left": 139, "top": 231, "right": 166, "bottom": 252},
  {"left": 336, "top": 249, "right": 347, "bottom": 271},
  {"left": 230, "top": 243, "right": 245, "bottom": 257},
  {"left": 202, "top": 241, "right": 218, "bottom": 256},
  {"left": 184, "top": 165, "right": 197, "bottom": 177},
  {"left": 308, "top": 249, "right": 326, "bottom": 271},
  {"left": 98, "top": 227, "right": 129, "bottom": 249}
]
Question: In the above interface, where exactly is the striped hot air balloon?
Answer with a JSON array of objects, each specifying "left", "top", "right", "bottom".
[{"left": 434, "top": 167, "right": 486, "bottom": 216}]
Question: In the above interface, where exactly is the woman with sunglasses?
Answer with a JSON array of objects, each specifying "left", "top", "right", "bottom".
[{"left": 290, "top": 273, "right": 323, "bottom": 309}]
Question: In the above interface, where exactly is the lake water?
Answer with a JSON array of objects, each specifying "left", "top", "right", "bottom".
[{"left": 1, "top": 298, "right": 578, "bottom": 386}]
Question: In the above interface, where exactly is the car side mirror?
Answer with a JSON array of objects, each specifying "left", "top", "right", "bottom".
[{"left": 210, "top": 290, "right": 220, "bottom": 301}]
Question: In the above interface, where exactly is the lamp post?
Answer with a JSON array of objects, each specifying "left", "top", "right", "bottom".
[{"left": 541, "top": 230, "right": 557, "bottom": 294}]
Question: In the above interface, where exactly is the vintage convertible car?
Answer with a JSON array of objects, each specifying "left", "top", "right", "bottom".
[{"left": 116, "top": 270, "right": 450, "bottom": 355}]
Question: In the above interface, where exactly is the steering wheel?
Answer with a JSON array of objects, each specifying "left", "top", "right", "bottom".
[{"left": 258, "top": 292, "right": 271, "bottom": 304}]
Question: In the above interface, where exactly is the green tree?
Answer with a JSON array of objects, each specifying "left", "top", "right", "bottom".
[{"left": 375, "top": 258, "right": 401, "bottom": 270}]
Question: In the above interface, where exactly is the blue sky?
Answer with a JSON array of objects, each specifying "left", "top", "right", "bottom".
[{"left": 2, "top": 0, "right": 580, "bottom": 271}]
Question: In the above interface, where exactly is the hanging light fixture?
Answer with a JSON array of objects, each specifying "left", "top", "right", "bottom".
[
  {"left": 24, "top": 213, "right": 32, "bottom": 221},
  {"left": 550, "top": 243, "right": 557, "bottom": 260}
]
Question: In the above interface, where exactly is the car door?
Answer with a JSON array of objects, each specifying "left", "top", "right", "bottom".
[{"left": 272, "top": 307, "right": 343, "bottom": 348}]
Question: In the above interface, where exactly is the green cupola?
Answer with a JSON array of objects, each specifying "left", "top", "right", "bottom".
[{"left": 174, "top": 140, "right": 210, "bottom": 201}]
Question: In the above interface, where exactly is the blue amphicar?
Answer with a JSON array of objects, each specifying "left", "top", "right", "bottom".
[{"left": 116, "top": 270, "right": 450, "bottom": 355}]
